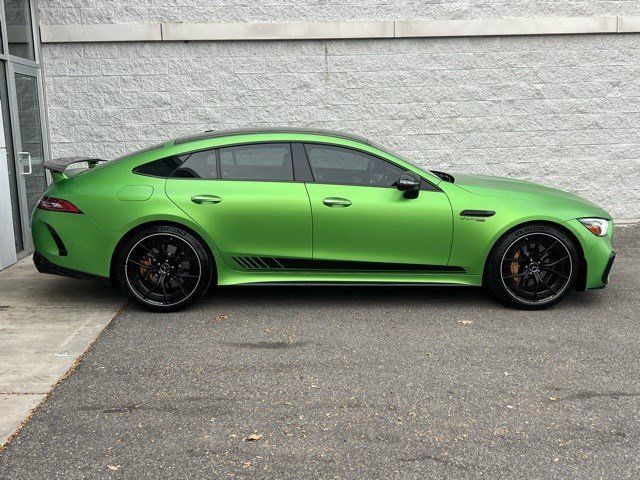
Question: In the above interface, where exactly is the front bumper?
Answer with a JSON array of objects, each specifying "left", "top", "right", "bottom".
[
  {"left": 565, "top": 219, "right": 615, "bottom": 290},
  {"left": 601, "top": 251, "right": 616, "bottom": 285}
]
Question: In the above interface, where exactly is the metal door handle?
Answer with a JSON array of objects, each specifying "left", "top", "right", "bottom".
[
  {"left": 191, "top": 195, "right": 222, "bottom": 204},
  {"left": 323, "top": 197, "right": 352, "bottom": 207},
  {"left": 19, "top": 152, "right": 32, "bottom": 175}
]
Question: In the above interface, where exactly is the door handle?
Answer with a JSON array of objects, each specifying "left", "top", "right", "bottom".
[
  {"left": 19, "top": 152, "right": 32, "bottom": 175},
  {"left": 191, "top": 195, "right": 222, "bottom": 204},
  {"left": 323, "top": 197, "right": 351, "bottom": 207}
]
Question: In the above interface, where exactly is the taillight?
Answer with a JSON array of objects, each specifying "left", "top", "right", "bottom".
[{"left": 37, "top": 196, "right": 83, "bottom": 214}]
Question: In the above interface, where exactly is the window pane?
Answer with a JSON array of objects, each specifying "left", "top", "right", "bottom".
[
  {"left": 4, "top": 0, "right": 35, "bottom": 60},
  {"left": 133, "top": 156, "right": 185, "bottom": 178},
  {"left": 304, "top": 144, "right": 405, "bottom": 187},
  {"left": 220, "top": 143, "right": 293, "bottom": 181},
  {"left": 172, "top": 150, "right": 217, "bottom": 179},
  {"left": 15, "top": 73, "right": 45, "bottom": 217}
]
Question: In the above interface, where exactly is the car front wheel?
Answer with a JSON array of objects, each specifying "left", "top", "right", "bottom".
[
  {"left": 485, "top": 223, "right": 579, "bottom": 309},
  {"left": 117, "top": 225, "right": 213, "bottom": 312}
]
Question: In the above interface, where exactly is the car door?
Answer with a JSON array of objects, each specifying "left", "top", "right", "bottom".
[
  {"left": 303, "top": 143, "right": 453, "bottom": 271},
  {"left": 165, "top": 143, "right": 312, "bottom": 266}
]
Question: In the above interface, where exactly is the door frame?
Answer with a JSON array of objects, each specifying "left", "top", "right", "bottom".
[
  {"left": 6, "top": 63, "right": 46, "bottom": 254},
  {"left": 0, "top": 0, "right": 50, "bottom": 258}
]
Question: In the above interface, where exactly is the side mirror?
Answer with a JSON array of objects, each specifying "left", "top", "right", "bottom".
[{"left": 396, "top": 173, "right": 421, "bottom": 199}]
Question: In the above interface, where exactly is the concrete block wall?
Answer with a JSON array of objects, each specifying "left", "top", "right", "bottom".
[
  {"left": 37, "top": 1, "right": 640, "bottom": 24},
  {"left": 38, "top": 1, "right": 640, "bottom": 220}
]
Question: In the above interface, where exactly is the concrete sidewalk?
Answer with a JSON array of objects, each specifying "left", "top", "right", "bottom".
[{"left": 0, "top": 257, "right": 125, "bottom": 446}]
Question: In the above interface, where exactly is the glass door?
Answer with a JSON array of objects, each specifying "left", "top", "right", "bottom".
[{"left": 10, "top": 63, "right": 46, "bottom": 252}]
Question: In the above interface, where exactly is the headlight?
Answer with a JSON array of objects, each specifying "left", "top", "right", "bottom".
[{"left": 578, "top": 218, "right": 610, "bottom": 237}]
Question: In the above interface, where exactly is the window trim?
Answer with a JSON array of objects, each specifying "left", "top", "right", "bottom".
[
  {"left": 132, "top": 139, "right": 440, "bottom": 191},
  {"left": 134, "top": 142, "right": 298, "bottom": 182},
  {"left": 301, "top": 141, "right": 441, "bottom": 191},
  {"left": 291, "top": 142, "right": 314, "bottom": 183}
]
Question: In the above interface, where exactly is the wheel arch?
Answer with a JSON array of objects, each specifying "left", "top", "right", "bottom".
[
  {"left": 109, "top": 220, "right": 217, "bottom": 286},
  {"left": 482, "top": 220, "right": 587, "bottom": 291}
]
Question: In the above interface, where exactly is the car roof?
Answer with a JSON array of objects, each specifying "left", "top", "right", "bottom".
[{"left": 173, "top": 128, "right": 374, "bottom": 146}]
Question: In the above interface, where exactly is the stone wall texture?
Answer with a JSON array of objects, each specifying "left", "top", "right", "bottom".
[
  {"left": 37, "top": 1, "right": 640, "bottom": 24},
  {"left": 38, "top": 1, "right": 640, "bottom": 219}
]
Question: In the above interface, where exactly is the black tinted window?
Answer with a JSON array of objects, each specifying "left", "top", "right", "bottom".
[
  {"left": 133, "top": 156, "right": 183, "bottom": 177},
  {"left": 220, "top": 143, "right": 293, "bottom": 181},
  {"left": 172, "top": 150, "right": 217, "bottom": 179},
  {"left": 304, "top": 144, "right": 405, "bottom": 187}
]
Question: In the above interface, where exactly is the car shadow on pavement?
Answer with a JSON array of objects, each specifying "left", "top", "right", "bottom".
[{"left": 195, "top": 283, "right": 611, "bottom": 313}]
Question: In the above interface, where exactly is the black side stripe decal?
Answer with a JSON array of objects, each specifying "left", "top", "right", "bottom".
[
  {"left": 460, "top": 209, "right": 495, "bottom": 217},
  {"left": 232, "top": 256, "right": 466, "bottom": 273}
]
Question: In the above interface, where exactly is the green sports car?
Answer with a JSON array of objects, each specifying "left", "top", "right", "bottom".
[{"left": 33, "top": 129, "right": 615, "bottom": 311}]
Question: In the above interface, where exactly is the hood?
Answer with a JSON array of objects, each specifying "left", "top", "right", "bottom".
[{"left": 452, "top": 173, "right": 610, "bottom": 217}]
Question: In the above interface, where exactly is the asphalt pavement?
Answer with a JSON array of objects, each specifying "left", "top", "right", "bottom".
[{"left": 0, "top": 225, "right": 638, "bottom": 479}]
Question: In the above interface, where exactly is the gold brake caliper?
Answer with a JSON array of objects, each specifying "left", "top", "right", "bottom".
[
  {"left": 510, "top": 251, "right": 521, "bottom": 285},
  {"left": 140, "top": 257, "right": 152, "bottom": 277}
]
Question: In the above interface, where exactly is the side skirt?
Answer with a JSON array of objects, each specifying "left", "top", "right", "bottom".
[{"left": 236, "top": 281, "right": 470, "bottom": 287}]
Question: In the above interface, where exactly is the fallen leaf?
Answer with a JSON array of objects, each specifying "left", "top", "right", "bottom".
[
  {"left": 458, "top": 320, "right": 474, "bottom": 325},
  {"left": 107, "top": 465, "right": 120, "bottom": 471},
  {"left": 212, "top": 315, "right": 228, "bottom": 323},
  {"left": 242, "top": 461, "right": 252, "bottom": 469},
  {"left": 549, "top": 396, "right": 557, "bottom": 401},
  {"left": 245, "top": 433, "right": 263, "bottom": 442}
]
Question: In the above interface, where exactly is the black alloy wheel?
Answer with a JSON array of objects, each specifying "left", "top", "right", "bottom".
[
  {"left": 118, "top": 226, "right": 212, "bottom": 311},
  {"left": 486, "top": 224, "right": 579, "bottom": 309}
]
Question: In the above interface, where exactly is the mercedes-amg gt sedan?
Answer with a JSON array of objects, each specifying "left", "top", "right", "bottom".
[{"left": 33, "top": 129, "right": 615, "bottom": 311}]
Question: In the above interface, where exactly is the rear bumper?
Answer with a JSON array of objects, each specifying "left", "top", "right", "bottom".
[
  {"left": 31, "top": 209, "right": 119, "bottom": 278},
  {"left": 33, "top": 250, "right": 108, "bottom": 282}
]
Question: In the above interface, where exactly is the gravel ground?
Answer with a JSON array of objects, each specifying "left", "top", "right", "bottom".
[{"left": 0, "top": 225, "right": 638, "bottom": 479}]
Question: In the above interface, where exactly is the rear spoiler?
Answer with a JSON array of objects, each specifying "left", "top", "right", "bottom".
[{"left": 43, "top": 156, "right": 107, "bottom": 173}]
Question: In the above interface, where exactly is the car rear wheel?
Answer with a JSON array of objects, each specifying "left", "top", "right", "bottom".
[
  {"left": 485, "top": 224, "right": 579, "bottom": 309},
  {"left": 117, "top": 225, "right": 213, "bottom": 312}
]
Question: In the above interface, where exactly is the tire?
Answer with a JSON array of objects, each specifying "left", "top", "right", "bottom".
[
  {"left": 117, "top": 225, "right": 213, "bottom": 312},
  {"left": 485, "top": 223, "right": 579, "bottom": 309}
]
